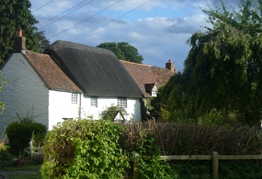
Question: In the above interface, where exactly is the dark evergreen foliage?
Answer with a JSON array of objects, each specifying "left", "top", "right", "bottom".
[{"left": 0, "top": 0, "right": 50, "bottom": 64}]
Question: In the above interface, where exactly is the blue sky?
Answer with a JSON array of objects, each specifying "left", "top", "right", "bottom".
[{"left": 30, "top": 0, "right": 240, "bottom": 72}]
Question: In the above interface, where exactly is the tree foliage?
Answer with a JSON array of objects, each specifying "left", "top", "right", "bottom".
[
  {"left": 161, "top": 0, "right": 262, "bottom": 125},
  {"left": 5, "top": 116, "right": 46, "bottom": 156},
  {"left": 41, "top": 119, "right": 128, "bottom": 179},
  {"left": 0, "top": 0, "right": 50, "bottom": 64},
  {"left": 97, "top": 42, "right": 144, "bottom": 63}
]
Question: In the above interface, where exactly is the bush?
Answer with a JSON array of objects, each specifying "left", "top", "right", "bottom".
[
  {"left": 0, "top": 147, "right": 14, "bottom": 167},
  {"left": 41, "top": 119, "right": 129, "bottom": 179},
  {"left": 28, "top": 154, "right": 44, "bottom": 165},
  {"left": 100, "top": 105, "right": 127, "bottom": 121},
  {"left": 5, "top": 116, "right": 47, "bottom": 156},
  {"left": 0, "top": 141, "right": 6, "bottom": 151},
  {"left": 119, "top": 121, "right": 262, "bottom": 178},
  {"left": 136, "top": 132, "right": 178, "bottom": 179},
  {"left": 119, "top": 120, "right": 262, "bottom": 155}
]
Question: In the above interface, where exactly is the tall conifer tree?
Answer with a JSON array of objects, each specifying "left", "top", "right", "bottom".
[{"left": 0, "top": 0, "right": 49, "bottom": 64}]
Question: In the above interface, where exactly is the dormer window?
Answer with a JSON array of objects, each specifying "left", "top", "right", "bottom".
[
  {"left": 151, "top": 91, "right": 157, "bottom": 97},
  {"left": 71, "top": 93, "right": 77, "bottom": 104},
  {"left": 145, "top": 83, "right": 158, "bottom": 97}
]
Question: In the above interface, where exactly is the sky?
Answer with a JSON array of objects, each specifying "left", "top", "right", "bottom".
[{"left": 30, "top": 0, "right": 240, "bottom": 72}]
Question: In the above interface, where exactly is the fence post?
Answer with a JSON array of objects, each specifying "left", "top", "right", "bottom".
[
  {"left": 212, "top": 151, "right": 219, "bottom": 179},
  {"left": 133, "top": 153, "right": 139, "bottom": 179},
  {"left": 29, "top": 139, "right": 33, "bottom": 157}
]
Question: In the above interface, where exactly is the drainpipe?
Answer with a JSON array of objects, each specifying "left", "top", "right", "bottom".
[{"left": 78, "top": 93, "right": 82, "bottom": 119}]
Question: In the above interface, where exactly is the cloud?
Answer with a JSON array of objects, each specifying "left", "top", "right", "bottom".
[{"left": 30, "top": 0, "right": 242, "bottom": 71}]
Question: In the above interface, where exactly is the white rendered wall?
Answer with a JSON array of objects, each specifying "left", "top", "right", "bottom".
[
  {"left": 80, "top": 96, "right": 141, "bottom": 121},
  {"left": 0, "top": 53, "right": 142, "bottom": 134},
  {"left": 48, "top": 90, "right": 80, "bottom": 130},
  {"left": 0, "top": 53, "right": 49, "bottom": 134}
]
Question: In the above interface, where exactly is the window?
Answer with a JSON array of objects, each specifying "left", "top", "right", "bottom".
[
  {"left": 118, "top": 98, "right": 127, "bottom": 108},
  {"left": 71, "top": 93, "right": 77, "bottom": 104},
  {"left": 91, "top": 97, "right": 98, "bottom": 107},
  {"left": 151, "top": 91, "right": 157, "bottom": 97},
  {"left": 62, "top": 118, "right": 73, "bottom": 120}
]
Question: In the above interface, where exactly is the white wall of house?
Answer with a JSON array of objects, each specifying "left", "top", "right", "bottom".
[
  {"left": 48, "top": 90, "right": 80, "bottom": 130},
  {"left": 80, "top": 96, "right": 141, "bottom": 121},
  {"left": 48, "top": 93, "right": 141, "bottom": 130},
  {"left": 0, "top": 53, "right": 142, "bottom": 134},
  {"left": 0, "top": 53, "right": 49, "bottom": 134}
]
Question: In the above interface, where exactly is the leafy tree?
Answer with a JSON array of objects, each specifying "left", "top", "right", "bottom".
[
  {"left": 35, "top": 30, "right": 50, "bottom": 52},
  {"left": 0, "top": 0, "right": 50, "bottom": 64},
  {"left": 97, "top": 42, "right": 144, "bottom": 63},
  {"left": 161, "top": 0, "right": 262, "bottom": 125}
]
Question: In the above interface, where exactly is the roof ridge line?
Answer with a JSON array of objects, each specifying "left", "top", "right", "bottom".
[{"left": 120, "top": 60, "right": 151, "bottom": 67}]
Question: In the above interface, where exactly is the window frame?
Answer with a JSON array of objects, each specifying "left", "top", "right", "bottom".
[
  {"left": 118, "top": 97, "right": 127, "bottom": 108},
  {"left": 91, "top": 97, "right": 98, "bottom": 107},
  {"left": 71, "top": 93, "right": 78, "bottom": 104}
]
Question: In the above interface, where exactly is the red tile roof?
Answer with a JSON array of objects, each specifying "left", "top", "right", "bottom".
[
  {"left": 120, "top": 60, "right": 175, "bottom": 97},
  {"left": 24, "top": 50, "right": 82, "bottom": 93}
]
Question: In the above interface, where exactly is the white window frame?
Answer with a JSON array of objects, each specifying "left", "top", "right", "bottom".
[
  {"left": 118, "top": 98, "right": 127, "bottom": 108},
  {"left": 91, "top": 97, "right": 98, "bottom": 107},
  {"left": 71, "top": 93, "right": 77, "bottom": 104}
]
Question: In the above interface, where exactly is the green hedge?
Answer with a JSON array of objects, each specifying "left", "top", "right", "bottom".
[
  {"left": 41, "top": 119, "right": 128, "bottom": 179},
  {"left": 6, "top": 117, "right": 46, "bottom": 156},
  {"left": 119, "top": 121, "right": 262, "bottom": 155},
  {"left": 40, "top": 119, "right": 262, "bottom": 178}
]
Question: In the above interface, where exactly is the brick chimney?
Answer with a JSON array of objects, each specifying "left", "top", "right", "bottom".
[
  {"left": 166, "top": 59, "right": 175, "bottom": 72},
  {"left": 13, "top": 28, "right": 26, "bottom": 53}
]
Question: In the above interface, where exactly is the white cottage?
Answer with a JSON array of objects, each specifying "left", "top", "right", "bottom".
[{"left": 0, "top": 29, "right": 143, "bottom": 132}]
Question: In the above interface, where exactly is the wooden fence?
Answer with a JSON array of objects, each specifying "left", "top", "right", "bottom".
[
  {"left": 29, "top": 140, "right": 43, "bottom": 157},
  {"left": 27, "top": 147, "right": 262, "bottom": 179},
  {"left": 131, "top": 151, "right": 262, "bottom": 179}
]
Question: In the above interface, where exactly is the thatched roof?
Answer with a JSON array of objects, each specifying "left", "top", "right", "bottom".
[
  {"left": 44, "top": 41, "right": 143, "bottom": 98},
  {"left": 24, "top": 51, "right": 82, "bottom": 93}
]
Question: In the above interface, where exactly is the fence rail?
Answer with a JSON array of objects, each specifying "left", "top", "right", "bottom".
[
  {"left": 27, "top": 147, "right": 262, "bottom": 179},
  {"left": 132, "top": 151, "right": 262, "bottom": 179}
]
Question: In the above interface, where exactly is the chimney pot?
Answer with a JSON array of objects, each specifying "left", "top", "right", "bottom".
[
  {"left": 13, "top": 28, "right": 26, "bottom": 53},
  {"left": 17, "top": 28, "right": 22, "bottom": 37},
  {"left": 166, "top": 59, "right": 175, "bottom": 72}
]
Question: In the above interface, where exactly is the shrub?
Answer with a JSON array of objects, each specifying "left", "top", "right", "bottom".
[
  {"left": 119, "top": 120, "right": 262, "bottom": 155},
  {"left": 28, "top": 154, "right": 44, "bottom": 165},
  {"left": 5, "top": 115, "right": 47, "bottom": 156},
  {"left": 137, "top": 132, "right": 178, "bottom": 179},
  {"left": 119, "top": 121, "right": 262, "bottom": 178},
  {"left": 100, "top": 105, "right": 127, "bottom": 121},
  {"left": 0, "top": 141, "right": 6, "bottom": 151},
  {"left": 0, "top": 146, "right": 14, "bottom": 167},
  {"left": 41, "top": 119, "right": 129, "bottom": 179}
]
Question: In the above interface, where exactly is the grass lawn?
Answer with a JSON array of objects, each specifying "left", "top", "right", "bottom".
[
  {"left": 1, "top": 164, "right": 41, "bottom": 171},
  {"left": 0, "top": 164, "right": 42, "bottom": 179},
  {"left": 8, "top": 173, "right": 41, "bottom": 179}
]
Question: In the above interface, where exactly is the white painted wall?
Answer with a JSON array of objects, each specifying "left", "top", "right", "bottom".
[
  {"left": 0, "top": 53, "right": 142, "bottom": 134},
  {"left": 48, "top": 94, "right": 141, "bottom": 129},
  {"left": 48, "top": 90, "right": 80, "bottom": 130},
  {"left": 80, "top": 96, "right": 141, "bottom": 121},
  {"left": 0, "top": 53, "right": 49, "bottom": 134}
]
